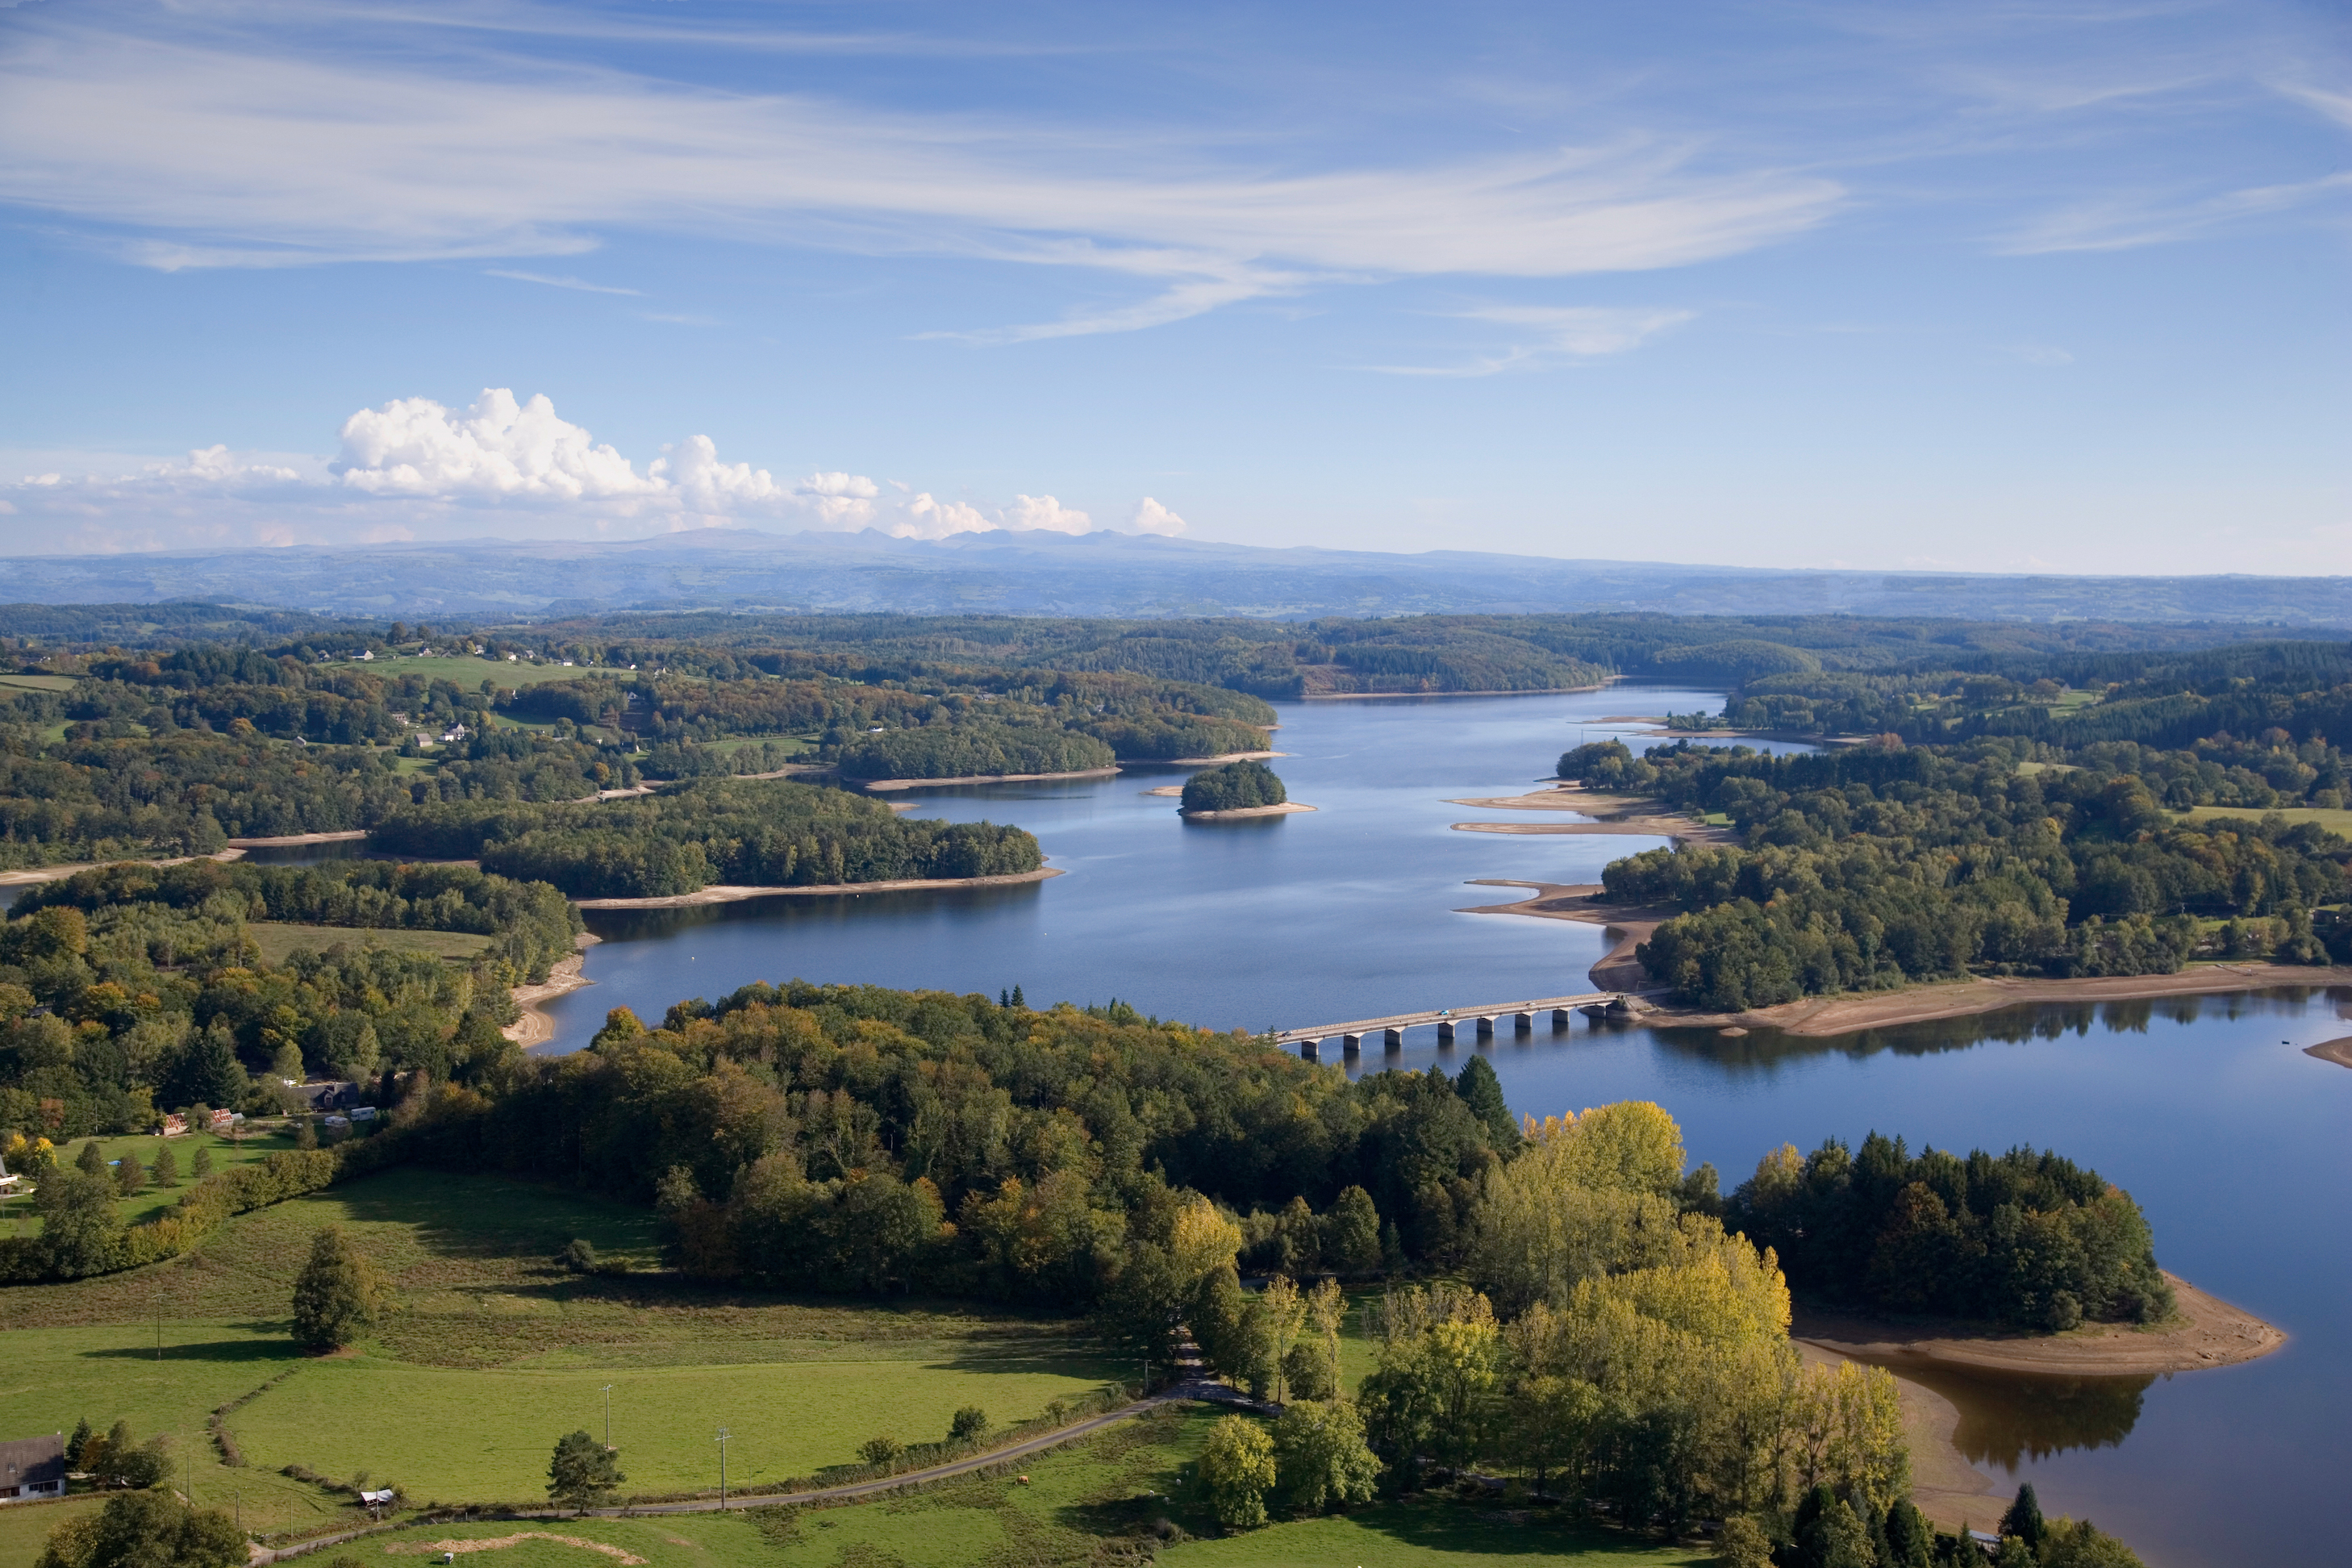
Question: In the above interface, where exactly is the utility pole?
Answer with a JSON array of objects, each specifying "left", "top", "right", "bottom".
[
  {"left": 715, "top": 1428, "right": 729, "bottom": 1510},
  {"left": 602, "top": 1386, "right": 614, "bottom": 1449}
]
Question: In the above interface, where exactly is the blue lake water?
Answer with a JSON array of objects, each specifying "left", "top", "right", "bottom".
[
  {"left": 56, "top": 684, "right": 2352, "bottom": 1564},
  {"left": 532, "top": 686, "right": 2350, "bottom": 1567}
]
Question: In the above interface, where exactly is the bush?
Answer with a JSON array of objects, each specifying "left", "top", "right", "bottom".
[
  {"left": 857, "top": 1436, "right": 903, "bottom": 1466},
  {"left": 948, "top": 1407, "right": 989, "bottom": 1442}
]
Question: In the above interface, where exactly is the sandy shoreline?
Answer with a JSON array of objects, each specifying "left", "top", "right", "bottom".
[
  {"left": 858, "top": 767, "right": 1120, "bottom": 791},
  {"left": 1793, "top": 1272, "right": 2284, "bottom": 1378},
  {"left": 0, "top": 848, "right": 247, "bottom": 885},
  {"left": 1452, "top": 817, "right": 1736, "bottom": 844},
  {"left": 573, "top": 866, "right": 1065, "bottom": 908},
  {"left": 2306, "top": 1036, "right": 2352, "bottom": 1069},
  {"left": 1166, "top": 750, "right": 1286, "bottom": 765},
  {"left": 1300, "top": 683, "right": 1608, "bottom": 700},
  {"left": 503, "top": 934, "right": 602, "bottom": 1048},
  {"left": 1181, "top": 802, "right": 1317, "bottom": 819},
  {"left": 1462, "top": 877, "right": 2352, "bottom": 1036},
  {"left": 1795, "top": 1274, "right": 2284, "bottom": 1531},
  {"left": 223, "top": 830, "right": 369, "bottom": 847}
]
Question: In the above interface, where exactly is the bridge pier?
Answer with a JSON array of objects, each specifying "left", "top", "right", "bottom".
[
  {"left": 1552, "top": 1007, "right": 1571, "bottom": 1028},
  {"left": 1343, "top": 1032, "right": 1362, "bottom": 1053},
  {"left": 1475, "top": 1015, "right": 1495, "bottom": 1038},
  {"left": 1299, "top": 1040, "right": 1317, "bottom": 1061},
  {"left": 1436, "top": 1020, "right": 1454, "bottom": 1043},
  {"left": 1385, "top": 1028, "right": 1404, "bottom": 1048},
  {"left": 1514, "top": 1011, "right": 1533, "bottom": 1032}
]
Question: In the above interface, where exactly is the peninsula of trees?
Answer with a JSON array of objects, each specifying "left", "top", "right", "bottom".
[
  {"left": 369, "top": 777, "right": 1040, "bottom": 899},
  {"left": 1561, "top": 736, "right": 2352, "bottom": 1010}
]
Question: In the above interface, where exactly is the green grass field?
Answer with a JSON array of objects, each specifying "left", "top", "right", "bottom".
[
  {"left": 0, "top": 1497, "right": 104, "bottom": 1567},
  {"left": 2, "top": 1168, "right": 1119, "bottom": 1519},
  {"left": 0, "top": 673, "right": 82, "bottom": 693},
  {"left": 325, "top": 657, "right": 604, "bottom": 688},
  {"left": 2183, "top": 804, "right": 2352, "bottom": 836},
  {"left": 246, "top": 923, "right": 491, "bottom": 967},
  {"left": 3, "top": 1125, "right": 302, "bottom": 1232},
  {"left": 148, "top": 1404, "right": 1716, "bottom": 1568}
]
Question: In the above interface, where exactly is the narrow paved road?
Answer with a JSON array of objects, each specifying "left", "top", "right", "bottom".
[{"left": 256, "top": 1374, "right": 1259, "bottom": 1562}]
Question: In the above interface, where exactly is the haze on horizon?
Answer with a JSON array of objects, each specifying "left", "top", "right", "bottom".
[{"left": 0, "top": 0, "right": 2344, "bottom": 574}]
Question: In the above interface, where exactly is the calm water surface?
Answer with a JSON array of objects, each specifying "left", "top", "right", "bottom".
[{"left": 90, "top": 687, "right": 2352, "bottom": 1564}]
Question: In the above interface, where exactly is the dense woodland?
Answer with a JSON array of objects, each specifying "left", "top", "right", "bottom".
[
  {"left": 369, "top": 777, "right": 1040, "bottom": 898},
  {"left": 1730, "top": 1135, "right": 2171, "bottom": 1330},
  {"left": 0, "top": 861, "right": 577, "bottom": 1141},
  {"left": 1562, "top": 736, "right": 2352, "bottom": 1009},
  {"left": 0, "top": 849, "right": 2158, "bottom": 1562}
]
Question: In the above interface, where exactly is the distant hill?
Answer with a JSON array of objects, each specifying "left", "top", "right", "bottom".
[{"left": 2, "top": 528, "right": 2349, "bottom": 628}]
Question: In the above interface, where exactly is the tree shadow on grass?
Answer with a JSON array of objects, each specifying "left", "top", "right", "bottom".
[
  {"left": 1282, "top": 1499, "right": 1718, "bottom": 1563},
  {"left": 81, "top": 1337, "right": 297, "bottom": 1365},
  {"left": 323, "top": 1169, "right": 660, "bottom": 1261}
]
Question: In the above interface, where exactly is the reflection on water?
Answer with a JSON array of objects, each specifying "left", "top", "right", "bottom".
[{"left": 1876, "top": 1361, "right": 2158, "bottom": 1470}]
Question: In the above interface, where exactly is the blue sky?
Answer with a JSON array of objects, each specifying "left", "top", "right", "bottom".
[{"left": 0, "top": 0, "right": 2344, "bottom": 570}]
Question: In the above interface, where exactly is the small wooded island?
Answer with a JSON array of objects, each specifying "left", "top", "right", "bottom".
[{"left": 1179, "top": 758, "right": 1315, "bottom": 819}]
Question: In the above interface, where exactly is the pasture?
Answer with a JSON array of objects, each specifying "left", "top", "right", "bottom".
[
  {"left": 2182, "top": 803, "right": 2352, "bottom": 836},
  {"left": 6, "top": 1125, "right": 298, "bottom": 1230},
  {"left": 2, "top": 1167, "right": 1118, "bottom": 1514},
  {"left": 1165, "top": 1502, "right": 1718, "bottom": 1566},
  {"left": 245, "top": 923, "right": 492, "bottom": 966}
]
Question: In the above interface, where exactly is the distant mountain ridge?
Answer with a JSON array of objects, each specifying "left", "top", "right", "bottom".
[{"left": 4, "top": 528, "right": 2349, "bottom": 627}]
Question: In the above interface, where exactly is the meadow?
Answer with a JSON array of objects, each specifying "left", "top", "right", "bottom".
[
  {"left": 5, "top": 1125, "right": 298, "bottom": 1231},
  {"left": 2183, "top": 803, "right": 2352, "bottom": 836},
  {"left": 173, "top": 1403, "right": 1716, "bottom": 1568},
  {"left": 1, "top": 1168, "right": 1119, "bottom": 1523},
  {"left": 245, "top": 923, "right": 493, "bottom": 967}
]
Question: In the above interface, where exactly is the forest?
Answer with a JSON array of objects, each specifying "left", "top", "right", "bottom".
[
  {"left": 1181, "top": 759, "right": 1288, "bottom": 812},
  {"left": 1560, "top": 738, "right": 2352, "bottom": 1009},
  {"left": 1729, "top": 1134, "right": 2172, "bottom": 1330},
  {"left": 0, "top": 859, "right": 578, "bottom": 1141},
  {"left": 369, "top": 778, "right": 1041, "bottom": 899},
  {"left": 0, "top": 855, "right": 2161, "bottom": 1561}
]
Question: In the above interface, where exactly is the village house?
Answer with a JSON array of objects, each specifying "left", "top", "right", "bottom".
[{"left": 0, "top": 1434, "right": 66, "bottom": 1503}]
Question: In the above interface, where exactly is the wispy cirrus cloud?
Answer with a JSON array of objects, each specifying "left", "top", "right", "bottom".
[{"left": 0, "top": 16, "right": 1841, "bottom": 340}]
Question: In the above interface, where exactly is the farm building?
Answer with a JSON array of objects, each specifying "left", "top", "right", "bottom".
[{"left": 0, "top": 1434, "right": 65, "bottom": 1503}]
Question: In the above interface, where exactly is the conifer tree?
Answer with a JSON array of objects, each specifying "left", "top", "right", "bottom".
[
  {"left": 114, "top": 1154, "right": 144, "bottom": 1196},
  {"left": 545, "top": 1430, "right": 623, "bottom": 1513},
  {"left": 190, "top": 1144, "right": 214, "bottom": 1178},
  {"left": 75, "top": 1140, "right": 105, "bottom": 1177},
  {"left": 2000, "top": 1483, "right": 2046, "bottom": 1553},
  {"left": 151, "top": 1141, "right": 180, "bottom": 1188}
]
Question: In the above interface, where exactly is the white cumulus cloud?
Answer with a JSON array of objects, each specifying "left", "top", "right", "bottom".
[
  {"left": 1004, "top": 494, "right": 1093, "bottom": 535},
  {"left": 1129, "top": 498, "right": 1186, "bottom": 536},
  {"left": 0, "top": 387, "right": 1136, "bottom": 551}
]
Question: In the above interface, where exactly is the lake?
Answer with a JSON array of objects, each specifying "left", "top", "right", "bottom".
[
  {"left": 117, "top": 686, "right": 2352, "bottom": 1562},
  {"left": 535, "top": 685, "right": 2349, "bottom": 1567}
]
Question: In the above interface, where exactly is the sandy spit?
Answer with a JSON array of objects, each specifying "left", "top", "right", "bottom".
[
  {"left": 1661, "top": 963, "right": 2352, "bottom": 1037},
  {"left": 1180, "top": 803, "right": 1318, "bottom": 819},
  {"left": 1793, "top": 1273, "right": 2285, "bottom": 1378},
  {"left": 0, "top": 849, "right": 246, "bottom": 885},
  {"left": 1457, "top": 880, "right": 1670, "bottom": 993},
  {"left": 1165, "top": 751, "right": 1287, "bottom": 765},
  {"left": 572, "top": 866, "right": 1065, "bottom": 909},
  {"left": 223, "top": 831, "right": 369, "bottom": 847},
  {"left": 1452, "top": 818, "right": 1736, "bottom": 845},
  {"left": 859, "top": 767, "right": 1120, "bottom": 791},
  {"left": 2306, "top": 1036, "right": 2352, "bottom": 1069},
  {"left": 503, "top": 932, "right": 601, "bottom": 1047}
]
